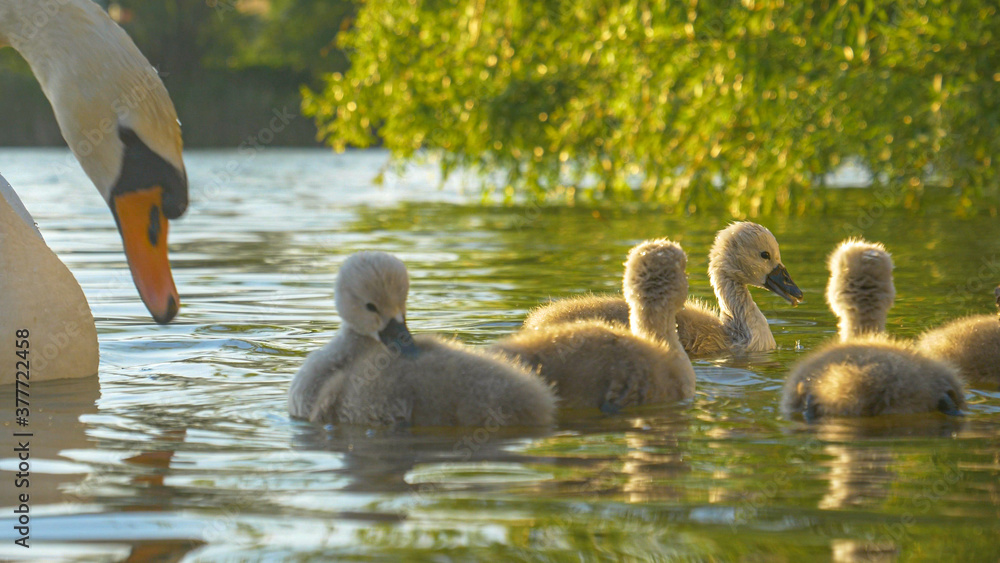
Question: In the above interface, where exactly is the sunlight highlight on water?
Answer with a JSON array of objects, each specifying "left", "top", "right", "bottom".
[{"left": 0, "top": 148, "right": 998, "bottom": 560}]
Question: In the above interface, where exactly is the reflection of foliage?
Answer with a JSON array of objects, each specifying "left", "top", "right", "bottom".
[{"left": 305, "top": 1, "right": 1000, "bottom": 215}]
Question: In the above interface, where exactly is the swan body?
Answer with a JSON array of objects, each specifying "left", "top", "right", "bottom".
[
  {"left": 0, "top": 181, "right": 98, "bottom": 382},
  {"left": 493, "top": 239, "right": 695, "bottom": 412},
  {"left": 918, "top": 313, "right": 1000, "bottom": 388},
  {"left": 0, "top": 0, "right": 188, "bottom": 382},
  {"left": 522, "top": 222, "right": 802, "bottom": 356},
  {"left": 289, "top": 252, "right": 556, "bottom": 427},
  {"left": 782, "top": 239, "right": 966, "bottom": 420}
]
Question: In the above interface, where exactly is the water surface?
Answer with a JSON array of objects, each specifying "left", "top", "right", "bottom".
[{"left": 1, "top": 148, "right": 998, "bottom": 561}]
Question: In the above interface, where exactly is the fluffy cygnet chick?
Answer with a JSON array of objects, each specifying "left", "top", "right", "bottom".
[
  {"left": 493, "top": 239, "right": 695, "bottom": 412},
  {"left": 522, "top": 222, "right": 803, "bottom": 356},
  {"left": 782, "top": 239, "right": 966, "bottom": 420},
  {"left": 288, "top": 251, "right": 556, "bottom": 427},
  {"left": 917, "top": 287, "right": 1000, "bottom": 388},
  {"left": 825, "top": 238, "right": 897, "bottom": 340}
]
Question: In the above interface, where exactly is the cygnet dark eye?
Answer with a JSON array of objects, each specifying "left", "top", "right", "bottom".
[
  {"left": 760, "top": 251, "right": 771, "bottom": 260},
  {"left": 365, "top": 303, "right": 378, "bottom": 313}
]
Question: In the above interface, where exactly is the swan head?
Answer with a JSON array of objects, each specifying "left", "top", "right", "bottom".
[
  {"left": 335, "top": 251, "right": 418, "bottom": 355},
  {"left": 105, "top": 125, "right": 186, "bottom": 324},
  {"left": 826, "top": 238, "right": 895, "bottom": 340},
  {"left": 2, "top": 0, "right": 187, "bottom": 323},
  {"left": 709, "top": 222, "right": 803, "bottom": 305},
  {"left": 623, "top": 238, "right": 688, "bottom": 315}
]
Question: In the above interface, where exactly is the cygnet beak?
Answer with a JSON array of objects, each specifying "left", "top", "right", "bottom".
[
  {"left": 763, "top": 264, "right": 804, "bottom": 306},
  {"left": 378, "top": 317, "right": 420, "bottom": 357}
]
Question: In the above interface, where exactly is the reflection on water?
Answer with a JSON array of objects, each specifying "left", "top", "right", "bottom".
[{"left": 0, "top": 148, "right": 998, "bottom": 560}]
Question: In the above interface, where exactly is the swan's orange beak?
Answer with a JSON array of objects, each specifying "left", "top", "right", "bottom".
[{"left": 113, "top": 186, "right": 180, "bottom": 324}]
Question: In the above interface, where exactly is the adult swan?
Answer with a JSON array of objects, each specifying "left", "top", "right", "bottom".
[{"left": 0, "top": 0, "right": 187, "bottom": 382}]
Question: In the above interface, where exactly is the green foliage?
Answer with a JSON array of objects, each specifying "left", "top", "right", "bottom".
[{"left": 304, "top": 0, "right": 1000, "bottom": 215}]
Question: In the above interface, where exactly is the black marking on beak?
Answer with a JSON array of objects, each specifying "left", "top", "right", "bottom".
[
  {"left": 763, "top": 264, "right": 803, "bottom": 306},
  {"left": 148, "top": 204, "right": 161, "bottom": 246},
  {"left": 378, "top": 317, "right": 419, "bottom": 357}
]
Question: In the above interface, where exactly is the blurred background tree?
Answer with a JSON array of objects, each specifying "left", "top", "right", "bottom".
[
  {"left": 304, "top": 0, "right": 1000, "bottom": 215},
  {"left": 0, "top": 0, "right": 353, "bottom": 146},
  {"left": 2, "top": 0, "right": 997, "bottom": 214}
]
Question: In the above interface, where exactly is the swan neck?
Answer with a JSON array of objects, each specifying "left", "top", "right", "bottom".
[
  {"left": 630, "top": 306, "right": 682, "bottom": 350},
  {"left": 0, "top": 0, "right": 176, "bottom": 199},
  {"left": 715, "top": 275, "right": 772, "bottom": 345},
  {"left": 716, "top": 277, "right": 757, "bottom": 325},
  {"left": 0, "top": 193, "right": 99, "bottom": 381},
  {"left": 0, "top": 1, "right": 78, "bottom": 83},
  {"left": 839, "top": 310, "right": 887, "bottom": 341}
]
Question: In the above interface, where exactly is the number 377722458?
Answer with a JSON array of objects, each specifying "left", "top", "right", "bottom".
[{"left": 14, "top": 329, "right": 30, "bottom": 418}]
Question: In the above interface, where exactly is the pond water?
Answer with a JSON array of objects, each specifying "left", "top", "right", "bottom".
[{"left": 1, "top": 148, "right": 998, "bottom": 561}]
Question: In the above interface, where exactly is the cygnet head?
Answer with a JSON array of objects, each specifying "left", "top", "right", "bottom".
[
  {"left": 825, "top": 239, "right": 895, "bottom": 340},
  {"left": 709, "top": 222, "right": 803, "bottom": 305},
  {"left": 335, "top": 251, "right": 417, "bottom": 353},
  {"left": 623, "top": 238, "right": 689, "bottom": 315}
]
